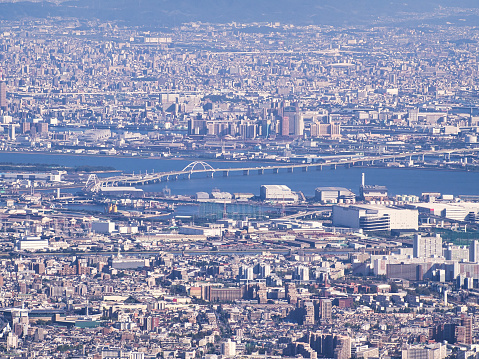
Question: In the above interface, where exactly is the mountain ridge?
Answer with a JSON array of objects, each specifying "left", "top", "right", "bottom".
[{"left": 0, "top": 0, "right": 478, "bottom": 27}]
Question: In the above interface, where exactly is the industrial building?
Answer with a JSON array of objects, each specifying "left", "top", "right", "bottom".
[
  {"left": 315, "top": 187, "right": 355, "bottom": 203},
  {"left": 359, "top": 173, "right": 388, "bottom": 201},
  {"left": 411, "top": 202, "right": 479, "bottom": 222},
  {"left": 178, "top": 224, "right": 223, "bottom": 237},
  {"left": 16, "top": 236, "right": 49, "bottom": 251},
  {"left": 332, "top": 204, "right": 418, "bottom": 231},
  {"left": 0, "top": 171, "right": 64, "bottom": 182},
  {"left": 99, "top": 187, "right": 144, "bottom": 198},
  {"left": 92, "top": 221, "right": 115, "bottom": 234},
  {"left": 260, "top": 185, "right": 298, "bottom": 203}
]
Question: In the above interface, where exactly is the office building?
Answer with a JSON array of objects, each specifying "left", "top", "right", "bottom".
[
  {"left": 310, "top": 122, "right": 341, "bottom": 138},
  {"left": 284, "top": 104, "right": 303, "bottom": 136}
]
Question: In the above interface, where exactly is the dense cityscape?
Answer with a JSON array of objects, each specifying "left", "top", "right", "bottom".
[{"left": 1, "top": 2, "right": 479, "bottom": 359}]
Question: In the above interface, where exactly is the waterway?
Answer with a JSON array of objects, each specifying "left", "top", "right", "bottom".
[{"left": 1, "top": 152, "right": 479, "bottom": 197}]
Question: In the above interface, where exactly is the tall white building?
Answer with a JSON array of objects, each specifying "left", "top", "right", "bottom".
[
  {"left": 413, "top": 234, "right": 443, "bottom": 258},
  {"left": 296, "top": 265, "right": 310, "bottom": 282},
  {"left": 259, "top": 263, "right": 271, "bottom": 278},
  {"left": 6, "top": 332, "right": 18, "bottom": 350},
  {"left": 241, "top": 266, "right": 254, "bottom": 281},
  {"left": 222, "top": 339, "right": 236, "bottom": 357}
]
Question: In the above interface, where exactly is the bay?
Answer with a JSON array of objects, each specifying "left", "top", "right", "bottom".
[{"left": 1, "top": 152, "right": 478, "bottom": 197}]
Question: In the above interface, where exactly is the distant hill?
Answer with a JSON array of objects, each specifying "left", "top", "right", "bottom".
[{"left": 0, "top": 0, "right": 479, "bottom": 27}]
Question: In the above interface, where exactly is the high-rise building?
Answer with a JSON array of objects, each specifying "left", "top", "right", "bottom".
[
  {"left": 303, "top": 301, "right": 315, "bottom": 325},
  {"left": 280, "top": 115, "right": 289, "bottom": 136},
  {"left": 469, "top": 240, "right": 479, "bottom": 262},
  {"left": 259, "top": 263, "right": 271, "bottom": 278},
  {"left": 296, "top": 265, "right": 310, "bottom": 282},
  {"left": 284, "top": 104, "right": 303, "bottom": 136},
  {"left": 402, "top": 343, "right": 446, "bottom": 359},
  {"left": 222, "top": 339, "right": 236, "bottom": 357},
  {"left": 320, "top": 298, "right": 332, "bottom": 322},
  {"left": 8, "top": 124, "right": 15, "bottom": 141},
  {"left": 6, "top": 332, "right": 18, "bottom": 350},
  {"left": 240, "top": 266, "right": 254, "bottom": 281},
  {"left": 286, "top": 332, "right": 351, "bottom": 359},
  {"left": 285, "top": 282, "right": 298, "bottom": 305},
  {"left": 413, "top": 234, "right": 443, "bottom": 258},
  {"left": 457, "top": 315, "right": 472, "bottom": 345},
  {"left": 0, "top": 81, "right": 6, "bottom": 109}
]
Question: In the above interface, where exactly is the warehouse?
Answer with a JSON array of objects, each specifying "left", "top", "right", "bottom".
[
  {"left": 260, "top": 185, "right": 298, "bottom": 203},
  {"left": 332, "top": 204, "right": 418, "bottom": 231}
]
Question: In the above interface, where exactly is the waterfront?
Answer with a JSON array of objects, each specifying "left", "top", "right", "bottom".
[{"left": 2, "top": 152, "right": 479, "bottom": 197}]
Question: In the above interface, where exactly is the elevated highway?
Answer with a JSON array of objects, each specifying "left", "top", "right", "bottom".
[{"left": 83, "top": 147, "right": 479, "bottom": 192}]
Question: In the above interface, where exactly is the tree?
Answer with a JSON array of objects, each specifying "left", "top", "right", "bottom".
[{"left": 389, "top": 281, "right": 399, "bottom": 293}]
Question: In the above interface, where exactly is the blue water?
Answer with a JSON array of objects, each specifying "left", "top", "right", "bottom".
[{"left": 1, "top": 152, "right": 478, "bottom": 197}]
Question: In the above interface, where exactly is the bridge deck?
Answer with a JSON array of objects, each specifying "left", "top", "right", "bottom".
[{"left": 90, "top": 147, "right": 479, "bottom": 191}]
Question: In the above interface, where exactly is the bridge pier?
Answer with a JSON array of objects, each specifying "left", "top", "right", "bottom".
[
  {"left": 288, "top": 167, "right": 294, "bottom": 173},
  {"left": 207, "top": 172, "right": 214, "bottom": 178},
  {"left": 302, "top": 167, "right": 308, "bottom": 172},
  {"left": 223, "top": 171, "right": 229, "bottom": 177},
  {"left": 316, "top": 165, "right": 322, "bottom": 171},
  {"left": 331, "top": 164, "right": 336, "bottom": 170},
  {"left": 273, "top": 168, "right": 279, "bottom": 174},
  {"left": 258, "top": 168, "right": 264, "bottom": 175},
  {"left": 243, "top": 170, "right": 249, "bottom": 176}
]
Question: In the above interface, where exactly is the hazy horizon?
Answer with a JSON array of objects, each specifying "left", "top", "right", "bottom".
[{"left": 0, "top": 0, "right": 479, "bottom": 27}]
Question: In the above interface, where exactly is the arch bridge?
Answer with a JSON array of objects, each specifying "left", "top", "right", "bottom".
[{"left": 83, "top": 147, "right": 479, "bottom": 192}]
